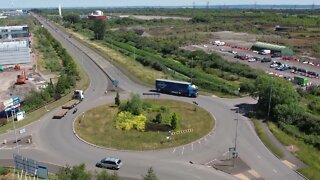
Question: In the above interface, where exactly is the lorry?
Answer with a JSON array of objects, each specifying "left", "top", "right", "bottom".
[
  {"left": 294, "top": 76, "right": 309, "bottom": 86},
  {"left": 53, "top": 109, "right": 69, "bottom": 119},
  {"left": 155, "top": 79, "right": 198, "bottom": 97}
]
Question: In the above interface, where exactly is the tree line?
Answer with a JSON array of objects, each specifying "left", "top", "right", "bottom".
[{"left": 22, "top": 27, "right": 79, "bottom": 112}]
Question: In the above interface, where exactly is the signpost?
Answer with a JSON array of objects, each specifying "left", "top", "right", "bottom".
[{"left": 13, "top": 154, "right": 48, "bottom": 179}]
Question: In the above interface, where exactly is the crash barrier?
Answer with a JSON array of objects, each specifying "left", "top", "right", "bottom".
[{"left": 171, "top": 129, "right": 193, "bottom": 135}]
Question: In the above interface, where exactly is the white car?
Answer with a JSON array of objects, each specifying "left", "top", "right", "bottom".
[
  {"left": 248, "top": 57, "right": 256, "bottom": 62},
  {"left": 270, "top": 63, "right": 279, "bottom": 68}
]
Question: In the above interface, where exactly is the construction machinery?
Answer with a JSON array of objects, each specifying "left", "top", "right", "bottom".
[{"left": 16, "top": 69, "right": 26, "bottom": 84}]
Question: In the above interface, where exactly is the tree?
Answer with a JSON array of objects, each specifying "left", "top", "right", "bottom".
[
  {"left": 92, "top": 19, "right": 106, "bottom": 40},
  {"left": 254, "top": 75, "right": 299, "bottom": 119},
  {"left": 154, "top": 113, "right": 162, "bottom": 124},
  {"left": 143, "top": 167, "right": 158, "bottom": 180},
  {"left": 57, "top": 164, "right": 91, "bottom": 180},
  {"left": 96, "top": 170, "right": 120, "bottom": 180},
  {"left": 63, "top": 14, "right": 80, "bottom": 24},
  {"left": 115, "top": 91, "right": 120, "bottom": 106},
  {"left": 171, "top": 113, "right": 178, "bottom": 130}
]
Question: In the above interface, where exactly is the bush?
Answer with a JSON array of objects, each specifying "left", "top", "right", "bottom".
[
  {"left": 0, "top": 166, "right": 9, "bottom": 175},
  {"left": 115, "top": 112, "right": 147, "bottom": 131},
  {"left": 0, "top": 118, "right": 8, "bottom": 126}
]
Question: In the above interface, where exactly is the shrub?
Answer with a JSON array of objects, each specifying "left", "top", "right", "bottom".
[
  {"left": 0, "top": 118, "right": 8, "bottom": 127},
  {"left": 0, "top": 166, "right": 9, "bottom": 175},
  {"left": 115, "top": 112, "right": 147, "bottom": 131}
]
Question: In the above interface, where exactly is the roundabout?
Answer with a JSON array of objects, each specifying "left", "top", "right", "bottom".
[{"left": 74, "top": 99, "right": 214, "bottom": 150}]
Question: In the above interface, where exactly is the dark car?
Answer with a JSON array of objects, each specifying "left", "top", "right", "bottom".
[
  {"left": 73, "top": 108, "right": 78, "bottom": 114},
  {"left": 234, "top": 54, "right": 242, "bottom": 59},
  {"left": 261, "top": 57, "right": 272, "bottom": 63},
  {"left": 271, "top": 52, "right": 281, "bottom": 58}
]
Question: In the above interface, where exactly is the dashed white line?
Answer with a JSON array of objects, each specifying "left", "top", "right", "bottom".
[
  {"left": 193, "top": 175, "right": 201, "bottom": 179},
  {"left": 172, "top": 148, "right": 176, "bottom": 153},
  {"left": 191, "top": 143, "right": 194, "bottom": 151},
  {"left": 181, "top": 146, "right": 185, "bottom": 155}
]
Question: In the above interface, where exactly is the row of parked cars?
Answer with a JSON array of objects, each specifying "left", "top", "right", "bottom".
[
  {"left": 270, "top": 61, "right": 319, "bottom": 78},
  {"left": 234, "top": 54, "right": 272, "bottom": 62}
]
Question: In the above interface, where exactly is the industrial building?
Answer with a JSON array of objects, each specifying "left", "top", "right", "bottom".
[
  {"left": 251, "top": 42, "right": 294, "bottom": 56},
  {"left": 0, "top": 39, "right": 31, "bottom": 65},
  {"left": 0, "top": 25, "right": 29, "bottom": 39},
  {"left": 88, "top": 10, "right": 107, "bottom": 20},
  {"left": 0, "top": 25, "right": 31, "bottom": 65}
]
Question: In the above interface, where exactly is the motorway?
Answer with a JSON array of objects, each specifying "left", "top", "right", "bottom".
[{"left": 0, "top": 14, "right": 303, "bottom": 180}]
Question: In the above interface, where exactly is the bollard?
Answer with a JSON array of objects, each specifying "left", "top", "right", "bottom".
[
  {"left": 3, "top": 139, "right": 7, "bottom": 144},
  {"left": 27, "top": 139, "right": 31, "bottom": 144}
]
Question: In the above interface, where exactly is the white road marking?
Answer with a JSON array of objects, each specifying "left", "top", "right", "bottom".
[
  {"left": 273, "top": 169, "right": 278, "bottom": 173},
  {"left": 191, "top": 143, "right": 194, "bottom": 151},
  {"left": 205, "top": 158, "right": 217, "bottom": 165},
  {"left": 223, "top": 151, "right": 229, "bottom": 156},
  {"left": 172, "top": 148, "right": 176, "bottom": 153},
  {"left": 181, "top": 146, "right": 185, "bottom": 155},
  {"left": 248, "top": 169, "right": 261, "bottom": 178},
  {"left": 198, "top": 140, "right": 201, "bottom": 144},
  {"left": 193, "top": 175, "right": 201, "bottom": 179},
  {"left": 257, "top": 155, "right": 261, "bottom": 159}
]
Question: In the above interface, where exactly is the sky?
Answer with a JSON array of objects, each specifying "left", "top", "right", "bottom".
[{"left": 0, "top": 0, "right": 318, "bottom": 9}]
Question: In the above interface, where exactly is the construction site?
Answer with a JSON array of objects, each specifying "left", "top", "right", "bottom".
[{"left": 0, "top": 25, "right": 47, "bottom": 104}]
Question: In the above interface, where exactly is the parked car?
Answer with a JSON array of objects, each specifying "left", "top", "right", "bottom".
[
  {"left": 96, "top": 157, "right": 123, "bottom": 170},
  {"left": 270, "top": 63, "right": 279, "bottom": 68},
  {"left": 255, "top": 57, "right": 264, "bottom": 61},
  {"left": 234, "top": 54, "right": 241, "bottom": 59},
  {"left": 261, "top": 57, "right": 272, "bottom": 63},
  {"left": 248, "top": 57, "right": 256, "bottom": 62},
  {"left": 271, "top": 52, "right": 281, "bottom": 58},
  {"left": 279, "top": 65, "right": 289, "bottom": 71}
]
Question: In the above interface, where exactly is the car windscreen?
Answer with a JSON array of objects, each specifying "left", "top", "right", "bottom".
[{"left": 117, "top": 160, "right": 121, "bottom": 164}]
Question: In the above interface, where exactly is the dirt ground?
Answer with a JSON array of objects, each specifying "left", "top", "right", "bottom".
[{"left": 116, "top": 14, "right": 191, "bottom": 21}]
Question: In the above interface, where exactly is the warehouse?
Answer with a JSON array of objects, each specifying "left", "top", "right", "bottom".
[
  {"left": 0, "top": 25, "right": 29, "bottom": 39},
  {"left": 251, "top": 42, "right": 294, "bottom": 56},
  {"left": 0, "top": 39, "right": 30, "bottom": 65}
]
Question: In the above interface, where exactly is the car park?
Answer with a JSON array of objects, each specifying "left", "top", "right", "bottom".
[
  {"left": 270, "top": 63, "right": 279, "bottom": 68},
  {"left": 254, "top": 57, "right": 264, "bottom": 61},
  {"left": 96, "top": 157, "right": 123, "bottom": 170}
]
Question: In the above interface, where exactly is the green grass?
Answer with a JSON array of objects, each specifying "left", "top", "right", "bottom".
[
  {"left": 0, "top": 40, "right": 90, "bottom": 135},
  {"left": 75, "top": 99, "right": 214, "bottom": 150},
  {"left": 252, "top": 119, "right": 284, "bottom": 158},
  {"left": 268, "top": 122, "right": 320, "bottom": 180}
]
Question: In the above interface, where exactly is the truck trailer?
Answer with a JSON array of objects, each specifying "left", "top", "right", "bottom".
[
  {"left": 53, "top": 109, "right": 69, "bottom": 119},
  {"left": 62, "top": 100, "right": 80, "bottom": 109},
  {"left": 155, "top": 79, "right": 198, "bottom": 97}
]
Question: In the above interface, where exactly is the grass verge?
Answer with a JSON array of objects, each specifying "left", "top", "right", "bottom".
[
  {"left": 75, "top": 99, "right": 214, "bottom": 150},
  {"left": 268, "top": 122, "right": 320, "bottom": 180},
  {"left": 252, "top": 119, "right": 284, "bottom": 158}
]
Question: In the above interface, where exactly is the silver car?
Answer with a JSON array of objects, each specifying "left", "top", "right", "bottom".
[{"left": 96, "top": 157, "right": 123, "bottom": 170}]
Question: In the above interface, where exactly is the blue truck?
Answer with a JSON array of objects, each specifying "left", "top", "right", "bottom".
[{"left": 155, "top": 79, "right": 198, "bottom": 97}]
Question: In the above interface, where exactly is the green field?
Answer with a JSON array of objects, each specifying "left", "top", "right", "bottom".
[{"left": 75, "top": 99, "right": 214, "bottom": 150}]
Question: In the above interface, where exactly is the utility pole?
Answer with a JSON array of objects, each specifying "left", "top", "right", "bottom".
[
  {"left": 11, "top": 108, "right": 20, "bottom": 154},
  {"left": 232, "top": 107, "right": 239, "bottom": 167},
  {"left": 191, "top": 57, "right": 194, "bottom": 84}
]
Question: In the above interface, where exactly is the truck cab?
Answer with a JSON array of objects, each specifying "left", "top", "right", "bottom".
[{"left": 73, "top": 90, "right": 84, "bottom": 100}]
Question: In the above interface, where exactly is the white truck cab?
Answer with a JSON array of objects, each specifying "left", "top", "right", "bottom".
[{"left": 74, "top": 90, "right": 84, "bottom": 100}]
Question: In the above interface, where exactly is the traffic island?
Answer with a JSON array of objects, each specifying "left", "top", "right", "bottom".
[{"left": 74, "top": 97, "right": 214, "bottom": 150}]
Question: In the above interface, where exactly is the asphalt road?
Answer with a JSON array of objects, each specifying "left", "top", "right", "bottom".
[{"left": 0, "top": 14, "right": 304, "bottom": 180}]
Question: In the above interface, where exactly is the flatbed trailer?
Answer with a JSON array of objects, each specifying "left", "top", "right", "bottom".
[
  {"left": 53, "top": 109, "right": 69, "bottom": 119},
  {"left": 62, "top": 100, "right": 80, "bottom": 109}
]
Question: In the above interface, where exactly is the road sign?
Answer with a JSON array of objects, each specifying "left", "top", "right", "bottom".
[
  {"left": 19, "top": 128, "right": 26, "bottom": 134},
  {"left": 112, "top": 80, "right": 119, "bottom": 87},
  {"left": 13, "top": 154, "right": 38, "bottom": 176}
]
